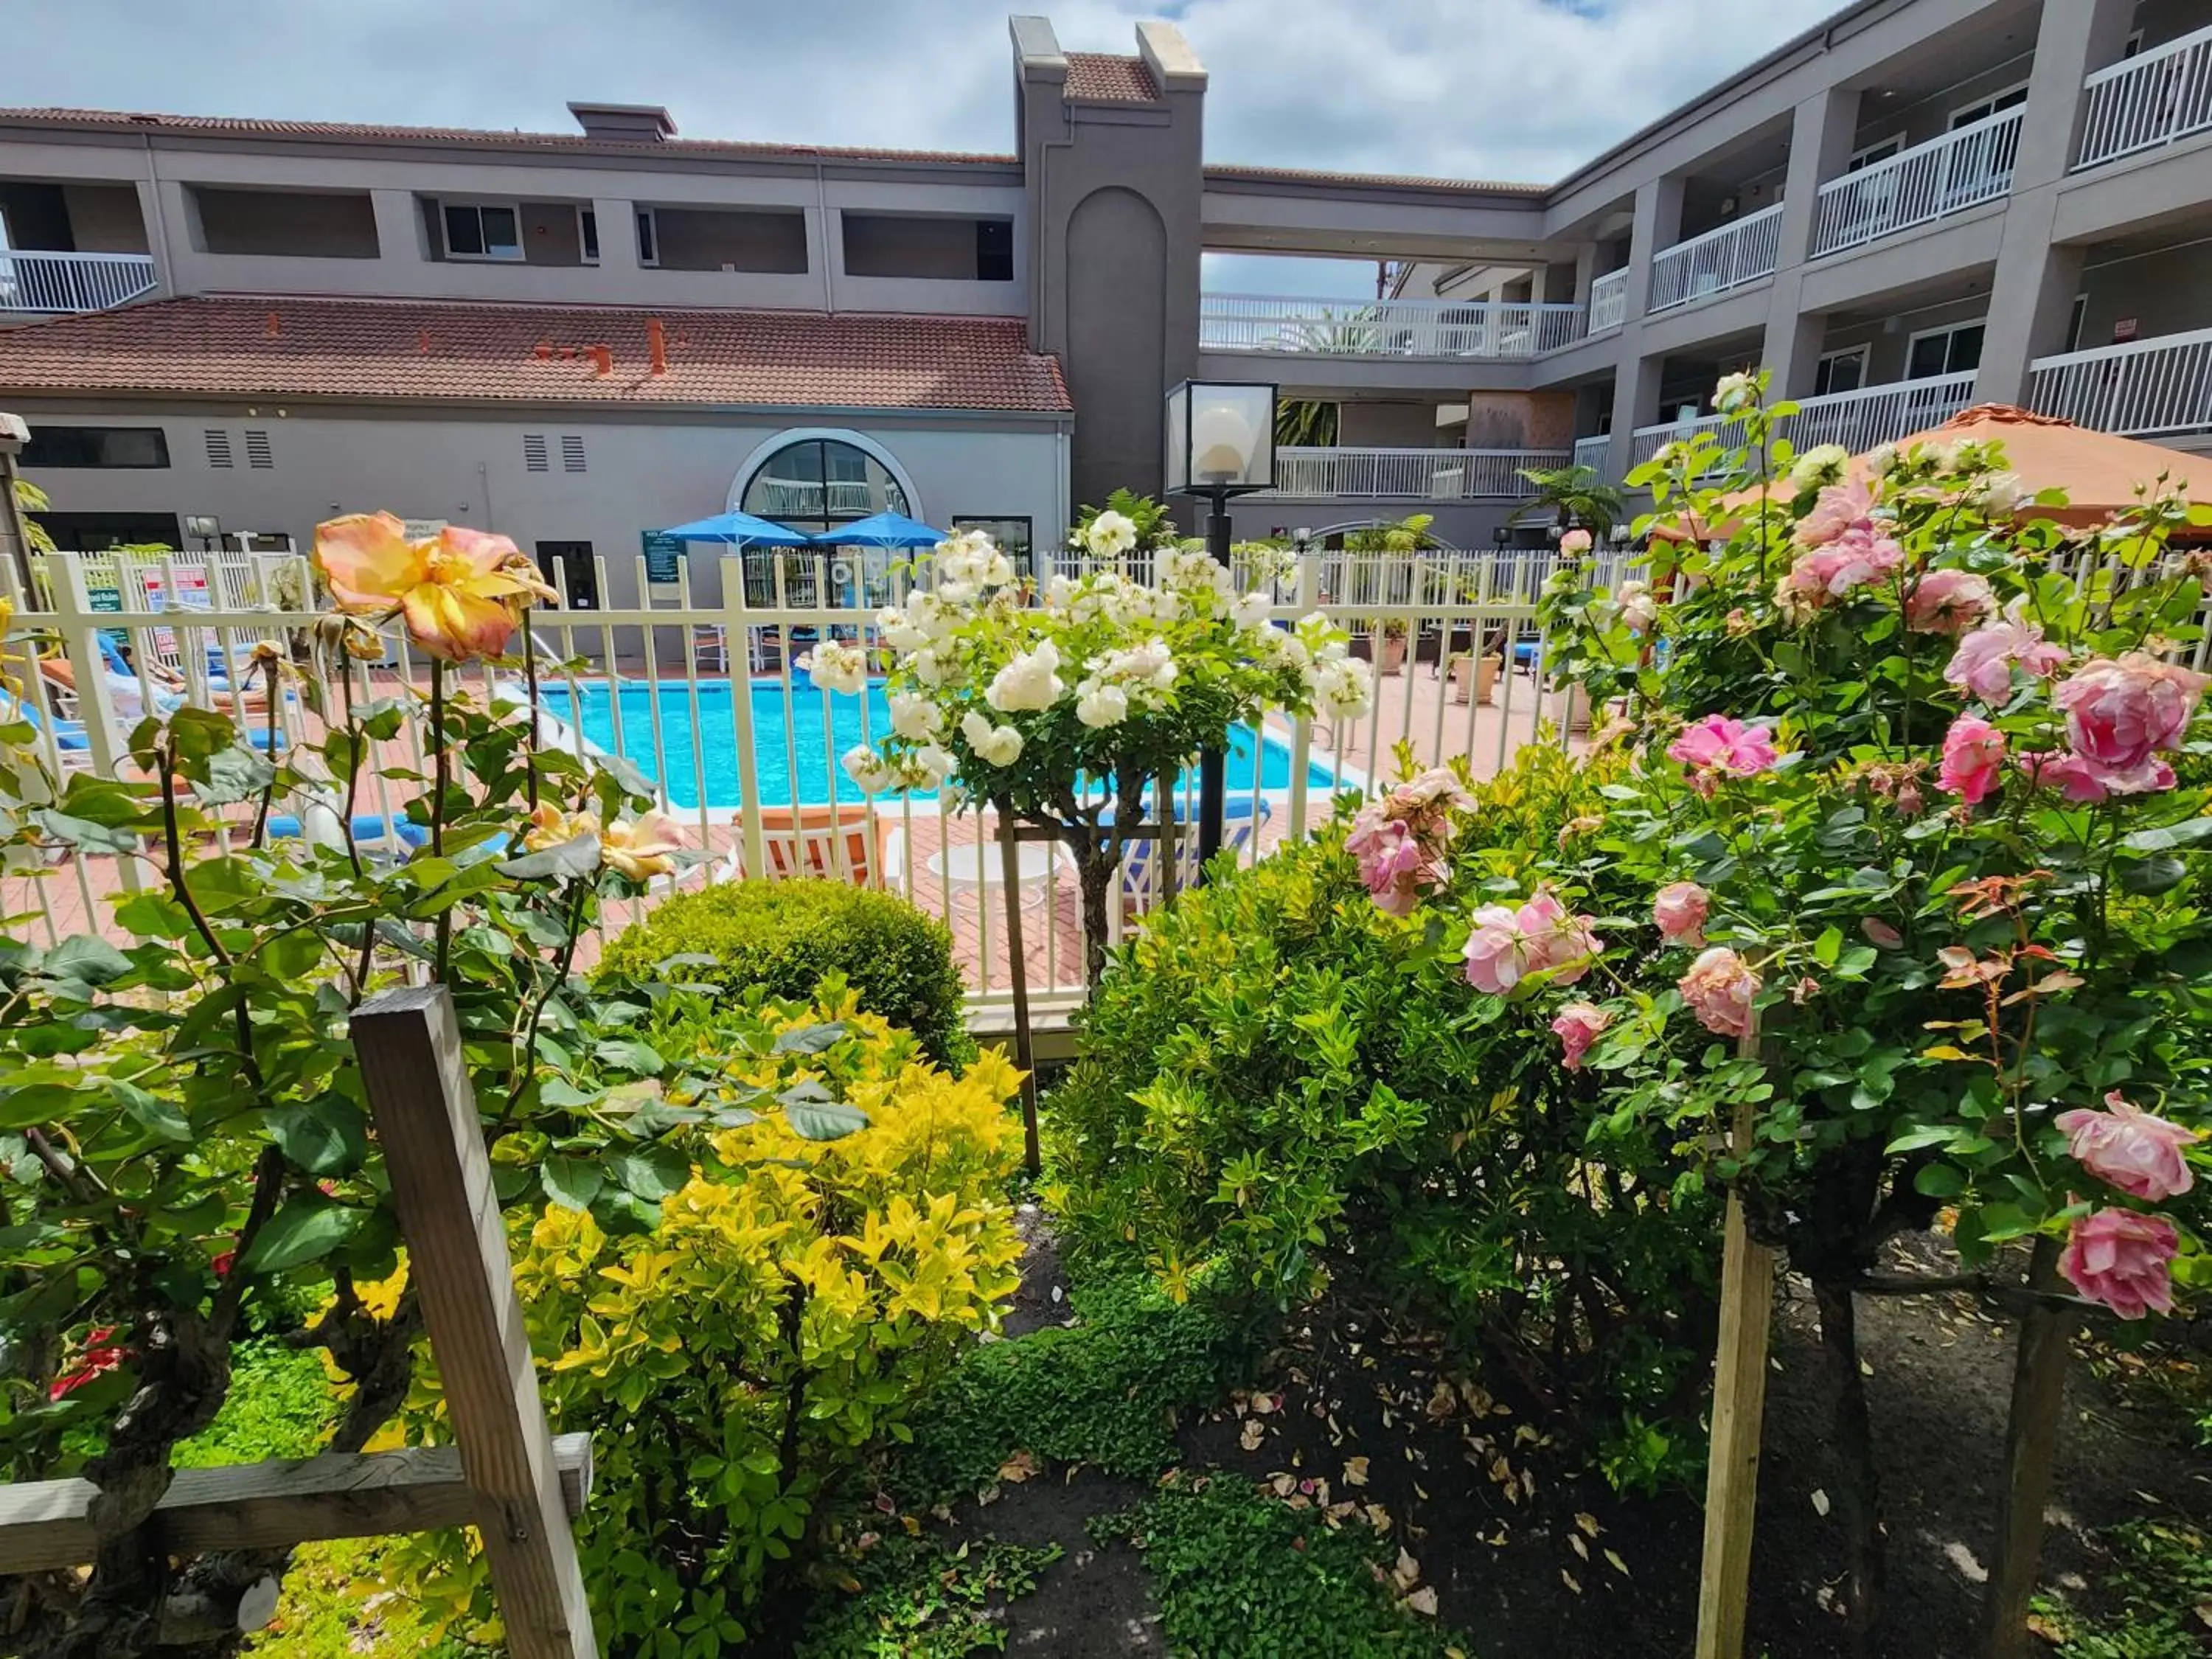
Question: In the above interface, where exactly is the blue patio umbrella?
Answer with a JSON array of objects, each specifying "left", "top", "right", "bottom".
[
  {"left": 810, "top": 512, "right": 947, "bottom": 549},
  {"left": 655, "top": 509, "right": 815, "bottom": 546}
]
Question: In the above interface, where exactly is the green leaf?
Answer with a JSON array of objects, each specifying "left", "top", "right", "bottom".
[
  {"left": 1812, "top": 926, "right": 1842, "bottom": 968},
  {"left": 114, "top": 1080, "right": 190, "bottom": 1142},
  {"left": 114, "top": 892, "right": 192, "bottom": 939},
  {"left": 543, "top": 1155, "right": 603, "bottom": 1211},
  {"left": 35, "top": 810, "right": 139, "bottom": 854},
  {"left": 1913, "top": 1162, "right": 1965, "bottom": 1198},
  {"left": 498, "top": 830, "right": 602, "bottom": 882},
  {"left": 771, "top": 1021, "right": 847, "bottom": 1056},
  {"left": 594, "top": 1038, "right": 667, "bottom": 1077},
  {"left": 201, "top": 745, "right": 276, "bottom": 807},
  {"left": 2116, "top": 853, "right": 2188, "bottom": 895},
  {"left": 537, "top": 1077, "right": 606, "bottom": 1110},
  {"left": 779, "top": 1084, "right": 869, "bottom": 1141},
  {"left": 240, "top": 1196, "right": 364, "bottom": 1273},
  {"left": 41, "top": 935, "right": 134, "bottom": 988},
  {"left": 1883, "top": 1124, "right": 1955, "bottom": 1155},
  {"left": 266, "top": 1097, "right": 369, "bottom": 1177},
  {"left": 2121, "top": 815, "right": 2212, "bottom": 852},
  {"left": 609, "top": 1144, "right": 689, "bottom": 1203}
]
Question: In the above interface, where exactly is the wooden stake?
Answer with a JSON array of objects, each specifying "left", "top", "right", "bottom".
[
  {"left": 992, "top": 802, "right": 1041, "bottom": 1174},
  {"left": 352, "top": 985, "right": 597, "bottom": 1659},
  {"left": 1694, "top": 1033, "right": 1776, "bottom": 1659},
  {"left": 1979, "top": 1236, "right": 2073, "bottom": 1659}
]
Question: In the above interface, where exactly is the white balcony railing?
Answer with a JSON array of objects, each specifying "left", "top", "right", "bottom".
[
  {"left": 2078, "top": 23, "right": 2212, "bottom": 169},
  {"left": 1811, "top": 107, "right": 2025, "bottom": 258},
  {"left": 2029, "top": 327, "right": 2212, "bottom": 439},
  {"left": 1587, "top": 269, "right": 1627, "bottom": 335},
  {"left": 0, "top": 250, "right": 159, "bottom": 315},
  {"left": 1648, "top": 204, "right": 1784, "bottom": 312},
  {"left": 1265, "top": 446, "right": 1571, "bottom": 500},
  {"left": 1628, "top": 372, "right": 1978, "bottom": 470},
  {"left": 1200, "top": 293, "right": 1587, "bottom": 360},
  {"left": 1572, "top": 434, "right": 1610, "bottom": 474}
]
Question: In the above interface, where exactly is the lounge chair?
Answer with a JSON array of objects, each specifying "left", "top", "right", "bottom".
[
  {"left": 724, "top": 801, "right": 883, "bottom": 886},
  {"left": 1103, "top": 793, "right": 1272, "bottom": 904}
]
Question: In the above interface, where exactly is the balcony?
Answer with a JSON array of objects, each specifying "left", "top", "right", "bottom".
[
  {"left": 1200, "top": 294, "right": 1586, "bottom": 360},
  {"left": 1627, "top": 373, "right": 1978, "bottom": 470},
  {"left": 1648, "top": 204, "right": 1784, "bottom": 313},
  {"left": 2077, "top": 23, "right": 2212, "bottom": 170},
  {"left": 1810, "top": 107, "right": 2024, "bottom": 258},
  {"left": 1587, "top": 269, "right": 1627, "bottom": 336},
  {"left": 0, "top": 251, "right": 158, "bottom": 316},
  {"left": 2029, "top": 327, "right": 2212, "bottom": 439},
  {"left": 1262, "top": 445, "right": 1571, "bottom": 500},
  {"left": 1573, "top": 434, "right": 1610, "bottom": 473}
]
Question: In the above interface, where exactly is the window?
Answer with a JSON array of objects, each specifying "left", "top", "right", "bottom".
[
  {"left": 1950, "top": 84, "right": 2029, "bottom": 130},
  {"left": 524, "top": 434, "right": 550, "bottom": 473},
  {"left": 1906, "top": 319, "right": 1986, "bottom": 379},
  {"left": 579, "top": 207, "right": 599, "bottom": 265},
  {"left": 1813, "top": 347, "right": 1868, "bottom": 397},
  {"left": 1848, "top": 136, "right": 1902, "bottom": 171},
  {"left": 560, "top": 435, "right": 587, "bottom": 474},
  {"left": 636, "top": 207, "right": 659, "bottom": 268},
  {"left": 20, "top": 426, "right": 170, "bottom": 468},
  {"left": 952, "top": 516, "right": 1032, "bottom": 571},
  {"left": 204, "top": 430, "right": 234, "bottom": 469},
  {"left": 977, "top": 220, "right": 1013, "bottom": 282},
  {"left": 740, "top": 437, "right": 910, "bottom": 534},
  {"left": 441, "top": 201, "right": 523, "bottom": 262},
  {"left": 244, "top": 430, "right": 274, "bottom": 469},
  {"left": 2067, "top": 293, "right": 2089, "bottom": 354}
]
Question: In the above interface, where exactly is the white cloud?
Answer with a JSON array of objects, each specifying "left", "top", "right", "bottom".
[{"left": 1, "top": 0, "right": 1840, "bottom": 184}]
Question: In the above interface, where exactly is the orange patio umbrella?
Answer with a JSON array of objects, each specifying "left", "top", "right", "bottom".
[{"left": 1674, "top": 404, "right": 2210, "bottom": 540}]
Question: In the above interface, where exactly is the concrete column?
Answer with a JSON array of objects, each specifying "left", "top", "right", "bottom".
[
  {"left": 1975, "top": 0, "right": 2135, "bottom": 406},
  {"left": 1604, "top": 349, "right": 1668, "bottom": 481},
  {"left": 131, "top": 178, "right": 174, "bottom": 298},
  {"left": 1760, "top": 84, "right": 1860, "bottom": 397},
  {"left": 1571, "top": 243, "right": 1598, "bottom": 307},
  {"left": 1623, "top": 175, "right": 1684, "bottom": 324},
  {"left": 591, "top": 198, "right": 639, "bottom": 271},
  {"left": 369, "top": 189, "right": 425, "bottom": 264}
]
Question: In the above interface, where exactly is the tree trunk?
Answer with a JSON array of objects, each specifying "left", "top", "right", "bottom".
[
  {"left": 1072, "top": 836, "right": 1117, "bottom": 987},
  {"left": 1813, "top": 1276, "right": 1883, "bottom": 1655}
]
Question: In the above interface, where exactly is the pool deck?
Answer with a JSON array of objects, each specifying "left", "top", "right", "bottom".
[{"left": 7, "top": 651, "right": 1570, "bottom": 1001}]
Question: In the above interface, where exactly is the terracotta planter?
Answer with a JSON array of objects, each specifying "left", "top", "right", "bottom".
[
  {"left": 1550, "top": 684, "right": 1594, "bottom": 735},
  {"left": 1450, "top": 654, "right": 1503, "bottom": 706},
  {"left": 1378, "top": 633, "right": 1408, "bottom": 675}
]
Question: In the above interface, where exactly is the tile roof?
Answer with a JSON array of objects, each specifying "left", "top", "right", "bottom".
[
  {"left": 0, "top": 298, "right": 1071, "bottom": 414},
  {"left": 1206, "top": 163, "right": 1549, "bottom": 197},
  {"left": 0, "top": 107, "right": 1015, "bottom": 168},
  {"left": 1062, "top": 54, "right": 1161, "bottom": 104}
]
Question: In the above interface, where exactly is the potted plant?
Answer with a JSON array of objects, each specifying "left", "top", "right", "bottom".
[{"left": 1448, "top": 646, "right": 1503, "bottom": 704}]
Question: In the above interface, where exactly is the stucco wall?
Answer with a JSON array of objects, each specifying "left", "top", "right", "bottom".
[
  {"left": 190, "top": 187, "right": 381, "bottom": 259},
  {"left": 1336, "top": 402, "right": 1441, "bottom": 447},
  {"left": 13, "top": 403, "right": 1068, "bottom": 610},
  {"left": 61, "top": 184, "right": 149, "bottom": 252},
  {"left": 650, "top": 206, "right": 809, "bottom": 274},
  {"left": 2080, "top": 239, "right": 2212, "bottom": 345}
]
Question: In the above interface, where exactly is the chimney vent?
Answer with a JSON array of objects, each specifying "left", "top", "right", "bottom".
[{"left": 567, "top": 102, "right": 677, "bottom": 143}]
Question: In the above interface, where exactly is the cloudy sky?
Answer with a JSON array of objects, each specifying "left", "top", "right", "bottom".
[{"left": 1, "top": 0, "right": 1840, "bottom": 294}]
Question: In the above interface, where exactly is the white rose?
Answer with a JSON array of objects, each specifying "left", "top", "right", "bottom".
[
  {"left": 1865, "top": 443, "right": 1897, "bottom": 479},
  {"left": 911, "top": 647, "right": 950, "bottom": 687},
  {"left": 1788, "top": 443, "right": 1849, "bottom": 493},
  {"left": 1713, "top": 370, "right": 1758, "bottom": 414},
  {"left": 877, "top": 605, "right": 931, "bottom": 655},
  {"left": 1085, "top": 509, "right": 1138, "bottom": 557},
  {"left": 1075, "top": 681, "right": 1129, "bottom": 729},
  {"left": 936, "top": 579, "right": 978, "bottom": 606},
  {"left": 1233, "top": 591, "right": 1273, "bottom": 630},
  {"left": 911, "top": 742, "right": 957, "bottom": 789},
  {"left": 1976, "top": 471, "right": 2024, "bottom": 515},
  {"left": 1311, "top": 658, "right": 1373, "bottom": 719},
  {"left": 1617, "top": 580, "right": 1659, "bottom": 637},
  {"left": 1046, "top": 574, "right": 1078, "bottom": 608},
  {"left": 986, "top": 640, "right": 1064, "bottom": 712},
  {"left": 841, "top": 744, "right": 897, "bottom": 794},
  {"left": 978, "top": 550, "right": 1015, "bottom": 588},
  {"left": 888, "top": 691, "right": 944, "bottom": 742},
  {"left": 801, "top": 639, "right": 868, "bottom": 696},
  {"left": 961, "top": 709, "right": 1024, "bottom": 767}
]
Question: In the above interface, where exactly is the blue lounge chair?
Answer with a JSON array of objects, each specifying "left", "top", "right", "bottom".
[{"left": 1102, "top": 793, "right": 1272, "bottom": 902}]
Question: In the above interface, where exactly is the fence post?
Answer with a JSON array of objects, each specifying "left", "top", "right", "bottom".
[
  {"left": 351, "top": 984, "right": 597, "bottom": 1659},
  {"left": 1978, "top": 1237, "right": 2073, "bottom": 1659},
  {"left": 720, "top": 552, "right": 768, "bottom": 881},
  {"left": 1694, "top": 1025, "right": 1775, "bottom": 1659}
]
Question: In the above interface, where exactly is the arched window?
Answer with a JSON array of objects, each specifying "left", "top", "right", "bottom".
[{"left": 737, "top": 436, "right": 911, "bottom": 534}]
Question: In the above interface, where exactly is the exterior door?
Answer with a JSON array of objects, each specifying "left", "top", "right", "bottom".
[{"left": 536, "top": 540, "right": 598, "bottom": 609}]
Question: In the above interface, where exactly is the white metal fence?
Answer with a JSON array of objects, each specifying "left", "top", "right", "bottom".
[
  {"left": 1, "top": 543, "right": 1593, "bottom": 1007},
  {"left": 1200, "top": 293, "right": 1587, "bottom": 359},
  {"left": 1587, "top": 270, "right": 1628, "bottom": 336},
  {"left": 1648, "top": 204, "right": 1784, "bottom": 312},
  {"left": 1629, "top": 373, "right": 1977, "bottom": 469},
  {"left": 1265, "top": 446, "right": 1570, "bottom": 501},
  {"left": 1811, "top": 107, "right": 2025, "bottom": 257},
  {"left": 2028, "top": 327, "right": 2212, "bottom": 439},
  {"left": 2076, "top": 22, "right": 2212, "bottom": 169},
  {"left": 0, "top": 250, "right": 159, "bottom": 315}
]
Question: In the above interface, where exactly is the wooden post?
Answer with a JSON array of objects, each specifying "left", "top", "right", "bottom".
[
  {"left": 352, "top": 985, "right": 597, "bottom": 1659},
  {"left": 1694, "top": 1029, "right": 1776, "bottom": 1659},
  {"left": 992, "top": 802, "right": 1041, "bottom": 1175},
  {"left": 1157, "top": 773, "right": 1178, "bottom": 905},
  {"left": 1979, "top": 1236, "right": 2073, "bottom": 1659}
]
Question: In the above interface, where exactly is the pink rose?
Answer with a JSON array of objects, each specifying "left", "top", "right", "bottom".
[
  {"left": 1937, "top": 715, "right": 2006, "bottom": 806},
  {"left": 1680, "top": 945, "right": 1759, "bottom": 1039},
  {"left": 1552, "top": 1001, "right": 1613, "bottom": 1071},
  {"left": 1559, "top": 528, "right": 1593, "bottom": 556},
  {"left": 1463, "top": 904, "right": 1530, "bottom": 995},
  {"left": 2054, "top": 1091, "right": 2197, "bottom": 1201},
  {"left": 2058, "top": 1208, "right": 2179, "bottom": 1319},
  {"left": 1347, "top": 811, "right": 1430, "bottom": 916},
  {"left": 1390, "top": 767, "right": 1477, "bottom": 818},
  {"left": 1667, "top": 715, "right": 1781, "bottom": 795},
  {"left": 1794, "top": 478, "right": 1876, "bottom": 550},
  {"left": 1905, "top": 568, "right": 1997, "bottom": 636},
  {"left": 1944, "top": 617, "right": 2067, "bottom": 703},
  {"left": 1861, "top": 917, "right": 1903, "bottom": 949},
  {"left": 1461, "top": 891, "right": 1600, "bottom": 995},
  {"left": 2016, "top": 748, "right": 2154, "bottom": 804},
  {"left": 2056, "top": 653, "right": 2209, "bottom": 791},
  {"left": 1653, "top": 881, "right": 1709, "bottom": 947}
]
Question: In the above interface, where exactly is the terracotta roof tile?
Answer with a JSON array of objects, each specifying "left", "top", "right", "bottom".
[
  {"left": 0, "top": 298, "right": 1071, "bottom": 414},
  {"left": 1062, "top": 54, "right": 1161, "bottom": 104},
  {"left": 0, "top": 107, "right": 1015, "bottom": 168}
]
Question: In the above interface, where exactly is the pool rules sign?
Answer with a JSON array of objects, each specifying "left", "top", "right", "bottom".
[{"left": 642, "top": 530, "right": 684, "bottom": 587}]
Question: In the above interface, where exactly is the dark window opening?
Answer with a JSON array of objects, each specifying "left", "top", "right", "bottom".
[
  {"left": 21, "top": 426, "right": 170, "bottom": 468},
  {"left": 536, "top": 541, "right": 598, "bottom": 609},
  {"left": 977, "top": 219, "right": 1014, "bottom": 282}
]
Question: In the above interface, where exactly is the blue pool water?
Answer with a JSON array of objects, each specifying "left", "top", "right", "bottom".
[{"left": 537, "top": 678, "right": 1343, "bottom": 810}]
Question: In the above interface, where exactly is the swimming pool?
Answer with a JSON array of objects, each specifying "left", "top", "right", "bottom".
[{"left": 535, "top": 678, "right": 1344, "bottom": 810}]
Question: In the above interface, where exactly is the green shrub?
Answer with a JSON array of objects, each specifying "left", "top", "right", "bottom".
[
  {"left": 383, "top": 991, "right": 1027, "bottom": 1655},
  {"left": 599, "top": 878, "right": 972, "bottom": 1067},
  {"left": 1046, "top": 747, "right": 1719, "bottom": 1486},
  {"left": 2031, "top": 1520, "right": 2212, "bottom": 1659}
]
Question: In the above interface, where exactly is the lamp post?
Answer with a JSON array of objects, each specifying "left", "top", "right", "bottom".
[{"left": 1164, "top": 379, "right": 1277, "bottom": 877}]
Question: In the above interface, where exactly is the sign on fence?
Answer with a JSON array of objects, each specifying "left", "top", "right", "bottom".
[{"left": 641, "top": 530, "right": 684, "bottom": 585}]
